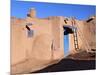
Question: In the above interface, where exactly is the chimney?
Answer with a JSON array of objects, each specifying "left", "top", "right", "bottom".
[{"left": 27, "top": 8, "right": 36, "bottom": 18}]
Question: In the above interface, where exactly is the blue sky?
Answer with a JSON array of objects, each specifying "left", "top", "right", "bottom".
[{"left": 11, "top": 0, "right": 96, "bottom": 56}]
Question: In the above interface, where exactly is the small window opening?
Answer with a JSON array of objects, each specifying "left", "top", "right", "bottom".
[
  {"left": 27, "top": 30, "right": 33, "bottom": 37},
  {"left": 26, "top": 25, "right": 33, "bottom": 37}
]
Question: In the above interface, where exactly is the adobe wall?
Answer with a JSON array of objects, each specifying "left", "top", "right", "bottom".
[
  {"left": 11, "top": 9, "right": 96, "bottom": 74},
  {"left": 68, "top": 17, "right": 96, "bottom": 54},
  {"left": 11, "top": 17, "right": 54, "bottom": 74},
  {"left": 11, "top": 16, "right": 65, "bottom": 74}
]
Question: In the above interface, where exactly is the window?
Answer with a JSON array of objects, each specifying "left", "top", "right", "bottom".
[
  {"left": 25, "top": 24, "right": 34, "bottom": 38},
  {"left": 27, "top": 30, "right": 33, "bottom": 37}
]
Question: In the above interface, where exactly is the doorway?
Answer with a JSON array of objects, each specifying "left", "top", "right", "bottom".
[{"left": 63, "top": 26, "right": 74, "bottom": 56}]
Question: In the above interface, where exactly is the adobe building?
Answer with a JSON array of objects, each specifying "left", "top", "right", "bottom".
[{"left": 11, "top": 8, "right": 96, "bottom": 74}]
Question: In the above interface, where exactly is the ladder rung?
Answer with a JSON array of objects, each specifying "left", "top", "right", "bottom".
[
  {"left": 74, "top": 37, "right": 78, "bottom": 39},
  {"left": 74, "top": 39, "right": 77, "bottom": 41},
  {"left": 75, "top": 44, "right": 78, "bottom": 45},
  {"left": 74, "top": 43, "right": 78, "bottom": 44},
  {"left": 74, "top": 40, "right": 78, "bottom": 42},
  {"left": 75, "top": 46, "right": 79, "bottom": 48},
  {"left": 74, "top": 42, "right": 78, "bottom": 44},
  {"left": 74, "top": 41, "right": 78, "bottom": 43}
]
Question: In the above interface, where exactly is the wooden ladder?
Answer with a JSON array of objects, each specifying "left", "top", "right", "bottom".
[
  {"left": 72, "top": 18, "right": 79, "bottom": 51},
  {"left": 73, "top": 27, "right": 79, "bottom": 51},
  {"left": 71, "top": 17, "right": 91, "bottom": 52}
]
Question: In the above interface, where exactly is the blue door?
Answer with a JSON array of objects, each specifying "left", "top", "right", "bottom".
[{"left": 64, "top": 35, "right": 69, "bottom": 56}]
